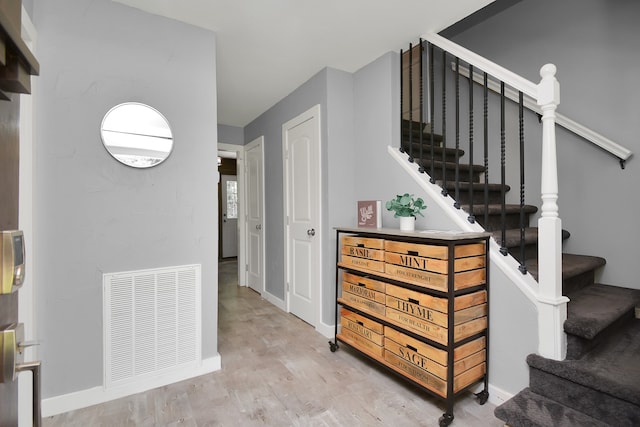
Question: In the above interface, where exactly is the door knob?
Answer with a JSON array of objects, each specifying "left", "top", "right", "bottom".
[
  {"left": 307, "top": 228, "right": 316, "bottom": 237},
  {"left": 256, "top": 224, "right": 262, "bottom": 230}
]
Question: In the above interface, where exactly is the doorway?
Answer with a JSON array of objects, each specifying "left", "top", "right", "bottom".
[
  {"left": 217, "top": 155, "right": 238, "bottom": 260},
  {"left": 283, "top": 105, "right": 322, "bottom": 328}
]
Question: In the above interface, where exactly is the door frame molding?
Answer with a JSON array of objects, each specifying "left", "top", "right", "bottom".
[
  {"left": 244, "top": 136, "right": 265, "bottom": 295},
  {"left": 282, "top": 104, "right": 322, "bottom": 329},
  {"left": 218, "top": 143, "right": 246, "bottom": 285}
]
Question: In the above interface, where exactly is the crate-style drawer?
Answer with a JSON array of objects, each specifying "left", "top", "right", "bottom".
[
  {"left": 384, "top": 252, "right": 485, "bottom": 274},
  {"left": 384, "top": 241, "right": 486, "bottom": 291},
  {"left": 385, "top": 307, "right": 487, "bottom": 346},
  {"left": 338, "top": 308, "right": 384, "bottom": 358},
  {"left": 342, "top": 271, "right": 386, "bottom": 304},
  {"left": 339, "top": 272, "right": 386, "bottom": 316},
  {"left": 343, "top": 236, "right": 385, "bottom": 250},
  {"left": 340, "top": 235, "right": 386, "bottom": 273},
  {"left": 385, "top": 284, "right": 487, "bottom": 328},
  {"left": 341, "top": 308, "right": 384, "bottom": 345},
  {"left": 384, "top": 327, "right": 487, "bottom": 397}
]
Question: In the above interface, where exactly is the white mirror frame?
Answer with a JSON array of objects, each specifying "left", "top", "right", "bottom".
[{"left": 100, "top": 102, "right": 174, "bottom": 168}]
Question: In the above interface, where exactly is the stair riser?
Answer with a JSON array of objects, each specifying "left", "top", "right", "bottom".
[
  {"left": 563, "top": 270, "right": 597, "bottom": 297},
  {"left": 401, "top": 129, "right": 443, "bottom": 143},
  {"left": 422, "top": 167, "right": 483, "bottom": 183},
  {"left": 477, "top": 213, "right": 533, "bottom": 232},
  {"left": 401, "top": 145, "right": 459, "bottom": 163},
  {"left": 500, "top": 244, "right": 537, "bottom": 264},
  {"left": 529, "top": 367, "right": 640, "bottom": 426},
  {"left": 566, "top": 311, "right": 636, "bottom": 360},
  {"left": 452, "top": 191, "right": 503, "bottom": 205}
]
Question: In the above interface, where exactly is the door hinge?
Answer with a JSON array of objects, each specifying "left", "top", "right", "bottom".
[
  {"left": 245, "top": 264, "right": 249, "bottom": 272},
  {"left": 286, "top": 282, "right": 290, "bottom": 292}
]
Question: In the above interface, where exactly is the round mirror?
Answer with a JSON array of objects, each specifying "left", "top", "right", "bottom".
[{"left": 100, "top": 102, "right": 173, "bottom": 168}]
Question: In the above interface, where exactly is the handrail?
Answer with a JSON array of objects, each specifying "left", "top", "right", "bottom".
[
  {"left": 454, "top": 63, "right": 633, "bottom": 168},
  {"left": 422, "top": 32, "right": 538, "bottom": 98},
  {"left": 413, "top": 33, "right": 568, "bottom": 360}
]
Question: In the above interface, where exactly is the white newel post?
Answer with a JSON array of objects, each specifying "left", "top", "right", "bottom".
[{"left": 536, "top": 64, "right": 568, "bottom": 360}]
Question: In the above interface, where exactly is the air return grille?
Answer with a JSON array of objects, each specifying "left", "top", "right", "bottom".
[{"left": 103, "top": 264, "right": 201, "bottom": 388}]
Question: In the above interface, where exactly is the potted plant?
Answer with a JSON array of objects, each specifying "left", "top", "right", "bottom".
[{"left": 385, "top": 193, "right": 427, "bottom": 231}]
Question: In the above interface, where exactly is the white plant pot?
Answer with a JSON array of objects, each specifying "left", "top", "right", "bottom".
[{"left": 399, "top": 216, "right": 415, "bottom": 232}]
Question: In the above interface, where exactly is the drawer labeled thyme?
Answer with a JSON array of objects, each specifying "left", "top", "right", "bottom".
[{"left": 385, "top": 284, "right": 488, "bottom": 328}]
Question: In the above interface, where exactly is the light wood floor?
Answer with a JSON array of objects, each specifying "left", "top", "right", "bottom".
[{"left": 44, "top": 260, "right": 502, "bottom": 426}]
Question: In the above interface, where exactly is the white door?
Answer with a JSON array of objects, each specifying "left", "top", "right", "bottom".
[
  {"left": 245, "top": 138, "right": 264, "bottom": 294},
  {"left": 283, "top": 105, "right": 321, "bottom": 326},
  {"left": 221, "top": 174, "right": 238, "bottom": 258}
]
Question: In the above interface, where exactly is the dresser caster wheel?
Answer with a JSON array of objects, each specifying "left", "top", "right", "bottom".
[
  {"left": 475, "top": 390, "right": 489, "bottom": 405},
  {"left": 329, "top": 341, "right": 339, "bottom": 352},
  {"left": 439, "top": 413, "right": 454, "bottom": 426}
]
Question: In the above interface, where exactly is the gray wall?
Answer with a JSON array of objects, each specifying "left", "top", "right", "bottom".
[
  {"left": 450, "top": 0, "right": 640, "bottom": 289},
  {"left": 218, "top": 124, "right": 244, "bottom": 146},
  {"left": 244, "top": 67, "right": 358, "bottom": 327},
  {"left": 244, "top": 68, "right": 328, "bottom": 307},
  {"left": 33, "top": 0, "right": 218, "bottom": 398}
]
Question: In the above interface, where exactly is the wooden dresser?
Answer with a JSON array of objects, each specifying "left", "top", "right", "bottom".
[{"left": 330, "top": 227, "right": 490, "bottom": 427}]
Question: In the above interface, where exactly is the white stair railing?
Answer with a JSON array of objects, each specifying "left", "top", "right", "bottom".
[{"left": 422, "top": 32, "right": 566, "bottom": 360}]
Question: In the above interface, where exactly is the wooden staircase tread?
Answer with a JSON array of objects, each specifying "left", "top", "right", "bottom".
[
  {"left": 494, "top": 387, "right": 610, "bottom": 427},
  {"left": 564, "top": 284, "right": 640, "bottom": 340},
  {"left": 415, "top": 158, "right": 486, "bottom": 172},
  {"left": 461, "top": 203, "right": 538, "bottom": 215},
  {"left": 400, "top": 142, "right": 461, "bottom": 156},
  {"left": 439, "top": 181, "right": 510, "bottom": 192},
  {"left": 525, "top": 253, "right": 604, "bottom": 281}
]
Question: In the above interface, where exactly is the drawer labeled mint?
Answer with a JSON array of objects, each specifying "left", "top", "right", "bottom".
[{"left": 385, "top": 252, "right": 486, "bottom": 274}]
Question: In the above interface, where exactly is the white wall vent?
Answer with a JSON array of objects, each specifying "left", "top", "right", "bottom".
[{"left": 103, "top": 264, "right": 201, "bottom": 388}]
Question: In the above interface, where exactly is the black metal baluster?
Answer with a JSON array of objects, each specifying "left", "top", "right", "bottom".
[
  {"left": 408, "top": 43, "right": 414, "bottom": 163},
  {"left": 454, "top": 57, "right": 460, "bottom": 208},
  {"left": 483, "top": 73, "right": 489, "bottom": 228},
  {"left": 441, "top": 49, "right": 448, "bottom": 197},
  {"left": 468, "top": 64, "right": 476, "bottom": 223},
  {"left": 400, "top": 48, "right": 404, "bottom": 155},
  {"left": 418, "top": 39, "right": 425, "bottom": 173},
  {"left": 500, "top": 82, "right": 508, "bottom": 256},
  {"left": 429, "top": 43, "right": 436, "bottom": 183},
  {"left": 518, "top": 91, "right": 527, "bottom": 273}
]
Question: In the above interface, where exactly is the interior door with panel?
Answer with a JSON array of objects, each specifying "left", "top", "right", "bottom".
[
  {"left": 283, "top": 105, "right": 321, "bottom": 327},
  {"left": 245, "top": 138, "right": 264, "bottom": 294}
]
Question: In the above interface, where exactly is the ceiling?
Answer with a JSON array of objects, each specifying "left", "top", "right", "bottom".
[{"left": 113, "top": 0, "right": 494, "bottom": 127}]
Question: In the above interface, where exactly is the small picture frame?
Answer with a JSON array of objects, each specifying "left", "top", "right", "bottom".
[{"left": 357, "top": 200, "right": 382, "bottom": 228}]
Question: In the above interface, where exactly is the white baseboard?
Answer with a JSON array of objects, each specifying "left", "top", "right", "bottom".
[
  {"left": 42, "top": 355, "right": 221, "bottom": 418},
  {"left": 488, "top": 383, "right": 513, "bottom": 406},
  {"left": 316, "top": 321, "right": 335, "bottom": 339},
  {"left": 262, "top": 290, "right": 286, "bottom": 311},
  {"left": 468, "top": 382, "right": 513, "bottom": 407}
]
